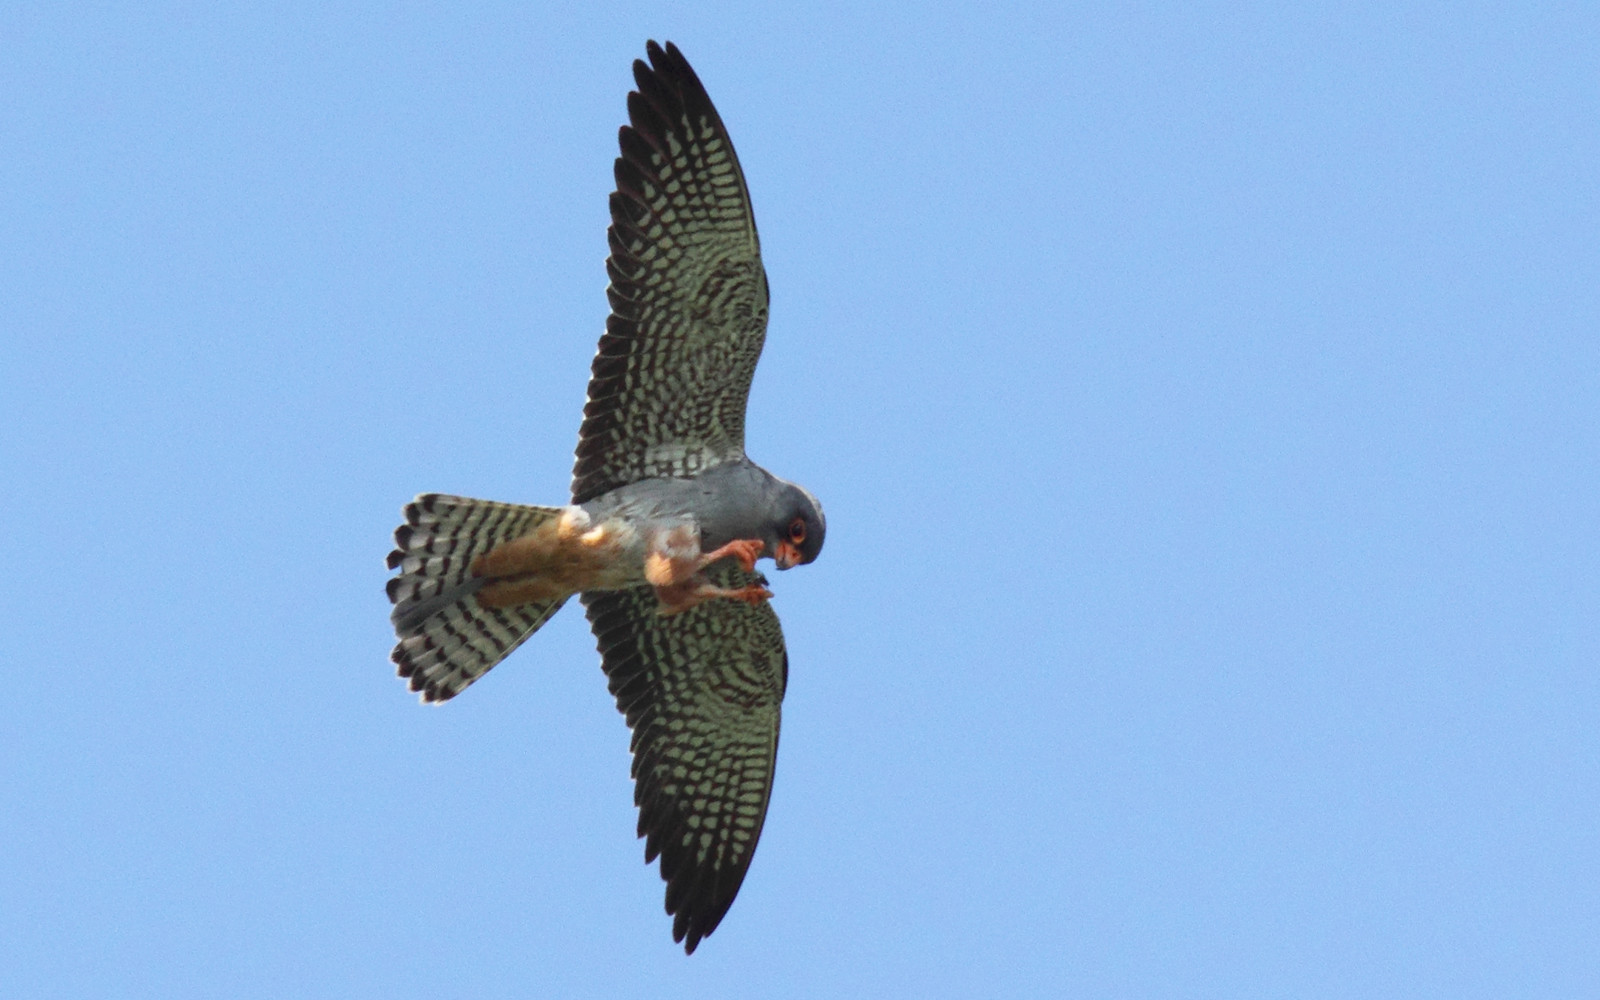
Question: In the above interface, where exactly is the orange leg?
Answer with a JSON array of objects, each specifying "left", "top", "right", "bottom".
[
  {"left": 655, "top": 579, "right": 774, "bottom": 616},
  {"left": 697, "top": 538, "right": 765, "bottom": 573},
  {"left": 653, "top": 535, "right": 771, "bottom": 613}
]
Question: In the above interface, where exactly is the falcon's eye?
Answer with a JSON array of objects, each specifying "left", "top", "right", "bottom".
[{"left": 787, "top": 518, "right": 806, "bottom": 544}]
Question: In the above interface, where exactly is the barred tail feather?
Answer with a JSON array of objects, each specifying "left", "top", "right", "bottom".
[{"left": 386, "top": 493, "right": 569, "bottom": 703}]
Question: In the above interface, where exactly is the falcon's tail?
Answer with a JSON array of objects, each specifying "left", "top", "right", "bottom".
[{"left": 386, "top": 493, "right": 569, "bottom": 702}]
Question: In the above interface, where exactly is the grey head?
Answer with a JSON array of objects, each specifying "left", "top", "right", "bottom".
[
  {"left": 680, "top": 461, "right": 824, "bottom": 569},
  {"left": 771, "top": 479, "right": 825, "bottom": 569},
  {"left": 745, "top": 474, "right": 824, "bottom": 571},
  {"left": 584, "top": 460, "right": 824, "bottom": 570}
]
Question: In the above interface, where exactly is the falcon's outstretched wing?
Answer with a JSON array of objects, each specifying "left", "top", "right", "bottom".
[
  {"left": 573, "top": 40, "right": 770, "bottom": 504},
  {"left": 582, "top": 559, "right": 787, "bottom": 954}
]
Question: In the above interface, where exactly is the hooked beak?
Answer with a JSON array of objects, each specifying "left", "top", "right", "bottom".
[{"left": 774, "top": 540, "right": 802, "bottom": 570}]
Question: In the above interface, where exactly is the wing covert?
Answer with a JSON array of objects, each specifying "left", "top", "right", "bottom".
[
  {"left": 573, "top": 40, "right": 770, "bottom": 504},
  {"left": 582, "top": 560, "right": 787, "bottom": 954}
]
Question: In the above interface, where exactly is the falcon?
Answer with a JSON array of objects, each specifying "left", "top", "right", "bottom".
[{"left": 383, "top": 41, "right": 825, "bottom": 955}]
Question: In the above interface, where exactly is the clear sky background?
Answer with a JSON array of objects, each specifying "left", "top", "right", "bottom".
[{"left": 4, "top": 3, "right": 1597, "bottom": 997}]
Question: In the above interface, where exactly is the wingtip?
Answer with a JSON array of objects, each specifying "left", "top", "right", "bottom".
[{"left": 637, "top": 39, "right": 702, "bottom": 102}]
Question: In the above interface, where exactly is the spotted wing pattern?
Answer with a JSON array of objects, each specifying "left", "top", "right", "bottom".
[
  {"left": 572, "top": 40, "right": 770, "bottom": 504},
  {"left": 387, "top": 494, "right": 568, "bottom": 702},
  {"left": 582, "top": 560, "right": 788, "bottom": 954}
]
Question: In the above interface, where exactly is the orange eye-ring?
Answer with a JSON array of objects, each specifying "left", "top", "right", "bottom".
[{"left": 788, "top": 518, "right": 806, "bottom": 544}]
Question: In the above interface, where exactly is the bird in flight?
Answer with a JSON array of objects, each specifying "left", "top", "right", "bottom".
[{"left": 384, "top": 41, "right": 825, "bottom": 955}]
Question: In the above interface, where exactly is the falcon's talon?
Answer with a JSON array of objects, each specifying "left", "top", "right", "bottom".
[
  {"left": 651, "top": 578, "right": 772, "bottom": 615},
  {"left": 730, "top": 584, "right": 774, "bottom": 605},
  {"left": 384, "top": 41, "right": 827, "bottom": 956},
  {"left": 698, "top": 537, "right": 764, "bottom": 573}
]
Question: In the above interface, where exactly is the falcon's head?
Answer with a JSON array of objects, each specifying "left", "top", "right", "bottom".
[{"left": 770, "top": 482, "right": 826, "bottom": 570}]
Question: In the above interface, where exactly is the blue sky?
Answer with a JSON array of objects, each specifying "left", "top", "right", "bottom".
[{"left": 3, "top": 3, "right": 1597, "bottom": 996}]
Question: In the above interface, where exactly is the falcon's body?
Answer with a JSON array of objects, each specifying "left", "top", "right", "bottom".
[{"left": 384, "top": 42, "right": 824, "bottom": 954}]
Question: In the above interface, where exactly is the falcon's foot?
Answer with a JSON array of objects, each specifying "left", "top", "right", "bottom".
[
  {"left": 645, "top": 530, "right": 772, "bottom": 614},
  {"left": 697, "top": 538, "right": 764, "bottom": 573},
  {"left": 654, "top": 580, "right": 773, "bottom": 616},
  {"left": 646, "top": 532, "right": 764, "bottom": 586}
]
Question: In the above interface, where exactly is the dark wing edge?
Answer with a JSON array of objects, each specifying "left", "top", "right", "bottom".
[
  {"left": 573, "top": 40, "right": 770, "bottom": 504},
  {"left": 582, "top": 561, "right": 788, "bottom": 954}
]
